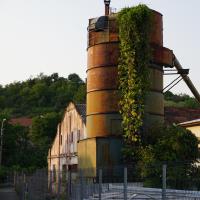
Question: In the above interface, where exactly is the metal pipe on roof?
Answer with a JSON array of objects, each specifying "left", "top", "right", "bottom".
[{"left": 104, "top": 0, "right": 110, "bottom": 15}]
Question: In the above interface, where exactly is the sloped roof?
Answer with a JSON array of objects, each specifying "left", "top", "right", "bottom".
[
  {"left": 75, "top": 104, "right": 86, "bottom": 124},
  {"left": 165, "top": 107, "right": 200, "bottom": 125},
  {"left": 179, "top": 119, "right": 200, "bottom": 127},
  {"left": 9, "top": 117, "right": 32, "bottom": 127}
]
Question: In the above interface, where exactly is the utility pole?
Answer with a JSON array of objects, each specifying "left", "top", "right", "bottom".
[{"left": 0, "top": 118, "right": 6, "bottom": 166}]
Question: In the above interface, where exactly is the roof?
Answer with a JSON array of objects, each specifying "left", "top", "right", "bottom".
[
  {"left": 164, "top": 107, "right": 200, "bottom": 125},
  {"left": 179, "top": 119, "right": 200, "bottom": 127},
  {"left": 75, "top": 104, "right": 86, "bottom": 124},
  {"left": 9, "top": 117, "right": 32, "bottom": 127}
]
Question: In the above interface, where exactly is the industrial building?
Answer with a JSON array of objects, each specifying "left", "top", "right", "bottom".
[
  {"left": 48, "top": 102, "right": 86, "bottom": 190},
  {"left": 48, "top": 0, "right": 200, "bottom": 185}
]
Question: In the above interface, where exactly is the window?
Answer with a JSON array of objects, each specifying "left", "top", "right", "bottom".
[
  {"left": 53, "top": 165, "right": 56, "bottom": 182},
  {"left": 62, "top": 164, "right": 67, "bottom": 183},
  {"left": 77, "top": 130, "right": 80, "bottom": 141},
  {"left": 70, "top": 132, "right": 73, "bottom": 143},
  {"left": 67, "top": 134, "right": 69, "bottom": 144},
  {"left": 69, "top": 115, "right": 71, "bottom": 133},
  {"left": 60, "top": 134, "right": 62, "bottom": 145}
]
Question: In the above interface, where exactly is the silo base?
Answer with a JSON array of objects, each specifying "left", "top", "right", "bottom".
[{"left": 77, "top": 136, "right": 123, "bottom": 177}]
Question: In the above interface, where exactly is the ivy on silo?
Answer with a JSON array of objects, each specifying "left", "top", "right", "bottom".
[{"left": 117, "top": 5, "right": 152, "bottom": 142}]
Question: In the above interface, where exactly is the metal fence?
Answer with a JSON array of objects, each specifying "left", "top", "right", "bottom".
[
  {"left": 0, "top": 170, "right": 14, "bottom": 187},
  {"left": 14, "top": 169, "right": 49, "bottom": 200},
  {"left": 14, "top": 163, "right": 200, "bottom": 200}
]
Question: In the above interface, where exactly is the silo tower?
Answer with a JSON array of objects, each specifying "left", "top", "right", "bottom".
[{"left": 78, "top": 1, "right": 173, "bottom": 172}]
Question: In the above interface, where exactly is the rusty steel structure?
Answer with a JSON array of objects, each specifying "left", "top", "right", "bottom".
[
  {"left": 104, "top": 0, "right": 111, "bottom": 16},
  {"left": 86, "top": 11, "right": 173, "bottom": 138},
  {"left": 173, "top": 55, "right": 200, "bottom": 103},
  {"left": 77, "top": 9, "right": 175, "bottom": 172}
]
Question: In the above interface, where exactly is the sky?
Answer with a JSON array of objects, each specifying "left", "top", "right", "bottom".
[{"left": 0, "top": 0, "right": 199, "bottom": 96}]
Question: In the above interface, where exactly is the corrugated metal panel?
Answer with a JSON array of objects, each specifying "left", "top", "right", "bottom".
[
  {"left": 87, "top": 114, "right": 122, "bottom": 138},
  {"left": 96, "top": 137, "right": 123, "bottom": 168}
]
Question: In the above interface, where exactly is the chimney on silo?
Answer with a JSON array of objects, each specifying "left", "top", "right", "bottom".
[{"left": 104, "top": 0, "right": 111, "bottom": 15}]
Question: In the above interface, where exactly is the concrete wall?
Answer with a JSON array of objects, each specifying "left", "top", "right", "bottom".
[{"left": 186, "top": 126, "right": 200, "bottom": 139}]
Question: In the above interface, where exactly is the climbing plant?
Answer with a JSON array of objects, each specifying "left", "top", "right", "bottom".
[{"left": 117, "top": 5, "right": 152, "bottom": 143}]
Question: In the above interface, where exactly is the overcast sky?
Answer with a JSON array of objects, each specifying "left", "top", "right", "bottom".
[{"left": 0, "top": 0, "right": 199, "bottom": 96}]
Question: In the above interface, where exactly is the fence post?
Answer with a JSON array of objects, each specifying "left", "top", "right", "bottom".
[
  {"left": 67, "top": 170, "right": 70, "bottom": 199},
  {"left": 57, "top": 170, "right": 60, "bottom": 200},
  {"left": 23, "top": 173, "right": 28, "bottom": 200},
  {"left": 162, "top": 164, "right": 167, "bottom": 200},
  {"left": 98, "top": 169, "right": 102, "bottom": 200},
  {"left": 80, "top": 169, "right": 84, "bottom": 200},
  {"left": 13, "top": 171, "right": 16, "bottom": 188},
  {"left": 124, "top": 167, "right": 127, "bottom": 200}
]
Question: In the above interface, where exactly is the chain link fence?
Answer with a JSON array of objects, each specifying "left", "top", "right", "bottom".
[{"left": 13, "top": 162, "right": 200, "bottom": 200}]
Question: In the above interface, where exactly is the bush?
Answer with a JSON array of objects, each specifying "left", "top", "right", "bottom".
[{"left": 138, "top": 125, "right": 199, "bottom": 189}]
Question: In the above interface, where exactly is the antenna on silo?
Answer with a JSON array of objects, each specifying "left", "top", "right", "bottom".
[{"left": 104, "top": 0, "right": 111, "bottom": 15}]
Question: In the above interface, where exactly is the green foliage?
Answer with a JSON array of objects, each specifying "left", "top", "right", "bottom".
[
  {"left": 0, "top": 166, "right": 8, "bottom": 182},
  {"left": 29, "top": 112, "right": 61, "bottom": 167},
  {"left": 2, "top": 122, "right": 36, "bottom": 168},
  {"left": 73, "top": 84, "right": 86, "bottom": 104},
  {"left": 117, "top": 5, "right": 152, "bottom": 142},
  {"left": 0, "top": 73, "right": 86, "bottom": 169},
  {"left": 139, "top": 125, "right": 199, "bottom": 188},
  {"left": 164, "top": 91, "right": 200, "bottom": 109},
  {"left": 0, "top": 73, "right": 86, "bottom": 117}
]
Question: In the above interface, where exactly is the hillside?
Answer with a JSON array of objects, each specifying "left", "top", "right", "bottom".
[
  {"left": 0, "top": 73, "right": 86, "bottom": 169},
  {"left": 0, "top": 75, "right": 199, "bottom": 169},
  {"left": 0, "top": 73, "right": 86, "bottom": 118},
  {"left": 164, "top": 91, "right": 200, "bottom": 124},
  {"left": 164, "top": 91, "right": 199, "bottom": 109}
]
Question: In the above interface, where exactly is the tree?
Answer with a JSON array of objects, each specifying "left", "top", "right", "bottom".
[
  {"left": 0, "top": 73, "right": 86, "bottom": 117},
  {"left": 68, "top": 73, "right": 83, "bottom": 84},
  {"left": 2, "top": 122, "right": 37, "bottom": 168},
  {"left": 29, "top": 112, "right": 61, "bottom": 167},
  {"left": 73, "top": 84, "right": 86, "bottom": 104},
  {"left": 0, "top": 73, "right": 86, "bottom": 169},
  {"left": 138, "top": 125, "right": 199, "bottom": 188},
  {"left": 164, "top": 91, "right": 200, "bottom": 109}
]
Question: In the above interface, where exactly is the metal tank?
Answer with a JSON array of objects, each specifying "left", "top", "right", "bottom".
[
  {"left": 78, "top": 7, "right": 173, "bottom": 173},
  {"left": 86, "top": 11, "right": 173, "bottom": 138}
]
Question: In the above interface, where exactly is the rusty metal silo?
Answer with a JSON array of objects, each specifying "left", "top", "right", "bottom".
[
  {"left": 78, "top": 8, "right": 173, "bottom": 172},
  {"left": 86, "top": 11, "right": 173, "bottom": 138},
  {"left": 87, "top": 15, "right": 121, "bottom": 138}
]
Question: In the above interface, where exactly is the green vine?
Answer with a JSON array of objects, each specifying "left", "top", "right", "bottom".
[{"left": 117, "top": 5, "right": 152, "bottom": 143}]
